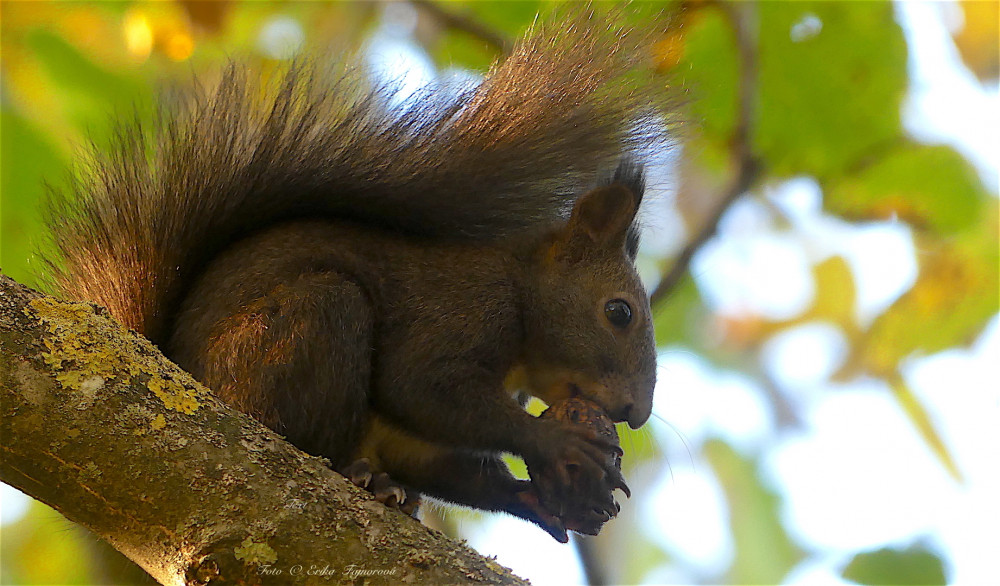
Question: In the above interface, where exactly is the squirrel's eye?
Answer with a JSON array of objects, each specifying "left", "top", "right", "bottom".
[{"left": 604, "top": 299, "right": 632, "bottom": 328}]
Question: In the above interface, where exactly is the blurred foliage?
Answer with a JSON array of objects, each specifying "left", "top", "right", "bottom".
[
  {"left": 1, "top": 1, "right": 997, "bottom": 585},
  {"left": 755, "top": 1, "right": 908, "bottom": 181},
  {"left": 841, "top": 542, "right": 948, "bottom": 586},
  {"left": 0, "top": 500, "right": 95, "bottom": 584},
  {"left": 704, "top": 439, "right": 803, "bottom": 584},
  {"left": 951, "top": 0, "right": 1000, "bottom": 82}
]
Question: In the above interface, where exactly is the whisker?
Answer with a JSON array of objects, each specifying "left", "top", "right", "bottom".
[{"left": 649, "top": 410, "right": 695, "bottom": 472}]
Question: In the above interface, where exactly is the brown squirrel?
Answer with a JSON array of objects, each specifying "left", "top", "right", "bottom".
[{"left": 45, "top": 13, "right": 670, "bottom": 543}]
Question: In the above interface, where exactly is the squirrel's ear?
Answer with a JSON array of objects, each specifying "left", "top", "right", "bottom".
[{"left": 556, "top": 184, "right": 639, "bottom": 260}]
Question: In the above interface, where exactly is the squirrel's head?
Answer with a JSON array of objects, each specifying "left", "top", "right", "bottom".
[{"left": 519, "top": 166, "right": 656, "bottom": 429}]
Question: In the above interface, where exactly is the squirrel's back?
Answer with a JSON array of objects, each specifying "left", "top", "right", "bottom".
[{"left": 44, "top": 12, "right": 673, "bottom": 344}]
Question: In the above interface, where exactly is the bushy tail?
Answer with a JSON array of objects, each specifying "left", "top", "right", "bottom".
[{"left": 45, "top": 11, "right": 674, "bottom": 344}]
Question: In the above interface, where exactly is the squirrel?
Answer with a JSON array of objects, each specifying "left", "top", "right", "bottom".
[{"left": 44, "top": 12, "right": 670, "bottom": 543}]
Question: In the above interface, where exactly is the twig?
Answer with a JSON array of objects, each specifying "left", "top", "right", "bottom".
[
  {"left": 573, "top": 534, "right": 608, "bottom": 586},
  {"left": 410, "top": 0, "right": 512, "bottom": 55},
  {"left": 650, "top": 1, "right": 762, "bottom": 307}
]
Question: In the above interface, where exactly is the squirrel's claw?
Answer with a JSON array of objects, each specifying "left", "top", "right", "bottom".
[
  {"left": 546, "top": 519, "right": 570, "bottom": 544},
  {"left": 607, "top": 467, "right": 631, "bottom": 498},
  {"left": 514, "top": 484, "right": 569, "bottom": 543},
  {"left": 340, "top": 459, "right": 420, "bottom": 517},
  {"left": 399, "top": 494, "right": 422, "bottom": 516},
  {"left": 340, "top": 457, "right": 374, "bottom": 489},
  {"left": 371, "top": 472, "right": 407, "bottom": 507}
]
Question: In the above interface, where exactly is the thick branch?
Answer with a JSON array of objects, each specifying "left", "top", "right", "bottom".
[{"left": 0, "top": 274, "right": 524, "bottom": 586}]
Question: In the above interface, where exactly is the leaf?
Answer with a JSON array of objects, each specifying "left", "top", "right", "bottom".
[
  {"left": 841, "top": 541, "right": 947, "bottom": 586},
  {"left": 704, "top": 439, "right": 803, "bottom": 584},
  {"left": 804, "top": 255, "right": 857, "bottom": 327},
  {"left": 431, "top": 32, "right": 499, "bottom": 73},
  {"left": 676, "top": 5, "right": 740, "bottom": 145},
  {"left": 652, "top": 274, "right": 709, "bottom": 348},
  {"left": 755, "top": 2, "right": 908, "bottom": 179},
  {"left": 827, "top": 143, "right": 988, "bottom": 235},
  {"left": 952, "top": 1, "right": 999, "bottom": 82},
  {"left": 862, "top": 214, "right": 1000, "bottom": 376},
  {"left": 698, "top": 256, "right": 856, "bottom": 358},
  {"left": 855, "top": 210, "right": 998, "bottom": 481}
]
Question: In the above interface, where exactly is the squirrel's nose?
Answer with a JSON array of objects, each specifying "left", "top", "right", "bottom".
[
  {"left": 611, "top": 401, "right": 642, "bottom": 428},
  {"left": 626, "top": 396, "right": 652, "bottom": 429}
]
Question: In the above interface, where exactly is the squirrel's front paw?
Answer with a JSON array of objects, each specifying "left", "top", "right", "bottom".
[
  {"left": 340, "top": 458, "right": 421, "bottom": 516},
  {"left": 526, "top": 398, "right": 630, "bottom": 537},
  {"left": 509, "top": 482, "right": 570, "bottom": 543}
]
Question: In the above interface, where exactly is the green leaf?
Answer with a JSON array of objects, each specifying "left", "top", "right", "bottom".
[
  {"left": 827, "top": 143, "right": 987, "bottom": 235},
  {"left": 652, "top": 274, "right": 709, "bottom": 348},
  {"left": 461, "top": 1, "right": 543, "bottom": 33},
  {"left": 502, "top": 454, "right": 529, "bottom": 481},
  {"left": 677, "top": 5, "right": 740, "bottom": 144},
  {"left": 755, "top": 2, "right": 908, "bottom": 179},
  {"left": 842, "top": 542, "right": 948, "bottom": 586},
  {"left": 704, "top": 439, "right": 803, "bottom": 584},
  {"left": 858, "top": 210, "right": 997, "bottom": 481}
]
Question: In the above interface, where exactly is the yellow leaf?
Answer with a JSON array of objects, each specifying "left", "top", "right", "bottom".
[
  {"left": 953, "top": 1, "right": 1000, "bottom": 81},
  {"left": 862, "top": 219, "right": 999, "bottom": 376},
  {"left": 808, "top": 255, "right": 857, "bottom": 328}
]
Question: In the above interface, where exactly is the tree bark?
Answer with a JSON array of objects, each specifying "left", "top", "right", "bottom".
[{"left": 0, "top": 273, "right": 526, "bottom": 585}]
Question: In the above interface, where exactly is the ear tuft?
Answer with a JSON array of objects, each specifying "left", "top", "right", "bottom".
[
  {"left": 551, "top": 160, "right": 645, "bottom": 262},
  {"left": 606, "top": 159, "right": 646, "bottom": 260}
]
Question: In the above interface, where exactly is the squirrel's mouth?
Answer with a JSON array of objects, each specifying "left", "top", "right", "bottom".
[
  {"left": 511, "top": 363, "right": 644, "bottom": 426},
  {"left": 566, "top": 382, "right": 636, "bottom": 426}
]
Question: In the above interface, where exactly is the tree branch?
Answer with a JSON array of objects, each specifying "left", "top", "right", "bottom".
[
  {"left": 650, "top": 1, "right": 762, "bottom": 307},
  {"left": 0, "top": 274, "right": 525, "bottom": 586},
  {"left": 410, "top": 0, "right": 512, "bottom": 55}
]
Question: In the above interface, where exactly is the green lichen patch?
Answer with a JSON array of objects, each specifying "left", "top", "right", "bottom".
[
  {"left": 234, "top": 536, "right": 278, "bottom": 565},
  {"left": 26, "top": 297, "right": 211, "bottom": 414},
  {"left": 151, "top": 414, "right": 167, "bottom": 431}
]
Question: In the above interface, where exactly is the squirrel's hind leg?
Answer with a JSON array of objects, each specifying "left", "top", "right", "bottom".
[{"left": 173, "top": 270, "right": 375, "bottom": 471}]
